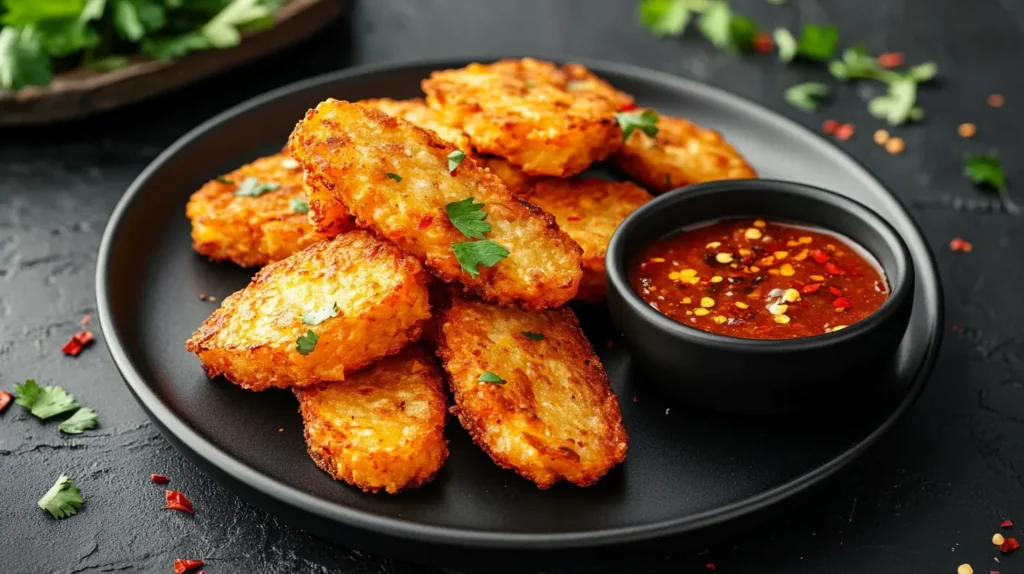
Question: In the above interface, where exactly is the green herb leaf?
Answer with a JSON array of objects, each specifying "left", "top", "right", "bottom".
[
  {"left": 59, "top": 408, "right": 98, "bottom": 434},
  {"left": 296, "top": 330, "right": 319, "bottom": 355},
  {"left": 964, "top": 154, "right": 1006, "bottom": 191},
  {"left": 521, "top": 331, "right": 544, "bottom": 341},
  {"left": 783, "top": 82, "right": 829, "bottom": 112},
  {"left": 451, "top": 240, "right": 510, "bottom": 277},
  {"left": 728, "top": 14, "right": 759, "bottom": 52},
  {"left": 773, "top": 28, "right": 797, "bottom": 62},
  {"left": 697, "top": 1, "right": 732, "bottom": 49},
  {"left": 201, "top": 0, "right": 274, "bottom": 49},
  {"left": 289, "top": 198, "right": 309, "bottom": 214},
  {"left": 141, "top": 33, "right": 209, "bottom": 61},
  {"left": 36, "top": 19, "right": 100, "bottom": 58},
  {"left": 80, "top": 0, "right": 107, "bottom": 22},
  {"left": 908, "top": 61, "right": 938, "bottom": 83},
  {"left": 447, "top": 150, "right": 466, "bottom": 173},
  {"left": 14, "top": 379, "right": 79, "bottom": 420},
  {"left": 638, "top": 0, "right": 691, "bottom": 37},
  {"left": 215, "top": 175, "right": 232, "bottom": 184},
  {"left": 478, "top": 371, "right": 505, "bottom": 384},
  {"left": 233, "top": 176, "right": 280, "bottom": 197},
  {"left": 1, "top": 0, "right": 83, "bottom": 27},
  {"left": 0, "top": 27, "right": 52, "bottom": 90},
  {"left": 38, "top": 474, "right": 84, "bottom": 519},
  {"left": 615, "top": 109, "right": 659, "bottom": 141},
  {"left": 85, "top": 55, "right": 128, "bottom": 72},
  {"left": 795, "top": 24, "right": 839, "bottom": 61},
  {"left": 386, "top": 172, "right": 402, "bottom": 182},
  {"left": 302, "top": 302, "right": 338, "bottom": 326},
  {"left": 908, "top": 107, "right": 925, "bottom": 122},
  {"left": 868, "top": 78, "right": 917, "bottom": 125},
  {"left": 446, "top": 197, "right": 492, "bottom": 240},
  {"left": 113, "top": 0, "right": 146, "bottom": 42}
]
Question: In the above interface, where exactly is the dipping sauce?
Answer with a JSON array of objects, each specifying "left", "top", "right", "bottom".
[{"left": 630, "top": 219, "right": 889, "bottom": 339}]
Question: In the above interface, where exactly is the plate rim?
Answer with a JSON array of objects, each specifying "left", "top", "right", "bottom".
[{"left": 95, "top": 56, "right": 945, "bottom": 550}]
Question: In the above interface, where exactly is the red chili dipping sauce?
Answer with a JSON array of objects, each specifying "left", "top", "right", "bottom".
[{"left": 630, "top": 219, "right": 889, "bottom": 340}]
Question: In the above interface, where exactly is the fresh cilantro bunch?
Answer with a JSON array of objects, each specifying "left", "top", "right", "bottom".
[
  {"left": 638, "top": 0, "right": 760, "bottom": 52},
  {"left": 0, "top": 0, "right": 288, "bottom": 91}
]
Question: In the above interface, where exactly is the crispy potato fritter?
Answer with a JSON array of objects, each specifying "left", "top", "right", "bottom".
[
  {"left": 436, "top": 296, "right": 628, "bottom": 489},
  {"left": 186, "top": 231, "right": 432, "bottom": 391},
  {"left": 288, "top": 99, "right": 583, "bottom": 311},
  {"left": 295, "top": 347, "right": 448, "bottom": 494},
  {"left": 357, "top": 98, "right": 473, "bottom": 151},
  {"left": 521, "top": 179, "right": 652, "bottom": 302},
  {"left": 186, "top": 153, "right": 332, "bottom": 267},
  {"left": 422, "top": 58, "right": 623, "bottom": 177},
  {"left": 614, "top": 111, "right": 757, "bottom": 193},
  {"left": 477, "top": 156, "right": 540, "bottom": 197}
]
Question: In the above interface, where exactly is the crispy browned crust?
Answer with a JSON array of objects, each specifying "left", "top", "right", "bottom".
[
  {"left": 185, "top": 153, "right": 338, "bottom": 267},
  {"left": 613, "top": 111, "right": 757, "bottom": 193},
  {"left": 477, "top": 156, "right": 541, "bottom": 197},
  {"left": 562, "top": 62, "right": 635, "bottom": 110},
  {"left": 436, "top": 296, "right": 628, "bottom": 489},
  {"left": 295, "top": 346, "right": 449, "bottom": 494},
  {"left": 287, "top": 99, "right": 583, "bottom": 311},
  {"left": 185, "top": 231, "right": 432, "bottom": 391},
  {"left": 521, "top": 178, "right": 652, "bottom": 302},
  {"left": 357, "top": 98, "right": 473, "bottom": 152},
  {"left": 422, "top": 58, "right": 623, "bottom": 177}
]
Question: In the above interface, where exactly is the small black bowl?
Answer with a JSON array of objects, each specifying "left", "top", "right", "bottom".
[{"left": 605, "top": 180, "right": 915, "bottom": 414}]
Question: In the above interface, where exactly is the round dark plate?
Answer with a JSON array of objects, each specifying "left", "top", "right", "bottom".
[{"left": 96, "top": 58, "right": 943, "bottom": 566}]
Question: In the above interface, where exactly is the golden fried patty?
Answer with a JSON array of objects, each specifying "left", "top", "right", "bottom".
[
  {"left": 521, "top": 179, "right": 652, "bottom": 302},
  {"left": 357, "top": 98, "right": 473, "bottom": 152},
  {"left": 477, "top": 156, "right": 540, "bottom": 197},
  {"left": 613, "top": 111, "right": 757, "bottom": 193},
  {"left": 436, "top": 296, "right": 628, "bottom": 489},
  {"left": 295, "top": 347, "right": 448, "bottom": 494},
  {"left": 288, "top": 99, "right": 583, "bottom": 311},
  {"left": 186, "top": 153, "right": 332, "bottom": 267},
  {"left": 422, "top": 58, "right": 623, "bottom": 178},
  {"left": 186, "top": 231, "right": 431, "bottom": 391}
]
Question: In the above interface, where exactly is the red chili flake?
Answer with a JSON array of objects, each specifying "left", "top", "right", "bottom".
[
  {"left": 832, "top": 297, "right": 852, "bottom": 309},
  {"left": 824, "top": 262, "right": 845, "bottom": 275},
  {"left": 999, "top": 537, "right": 1020, "bottom": 554},
  {"left": 1001, "top": 519, "right": 1014, "bottom": 528},
  {"left": 61, "top": 330, "right": 94, "bottom": 357},
  {"left": 173, "top": 559, "right": 204, "bottom": 574},
  {"left": 706, "top": 564, "right": 716, "bottom": 571},
  {"left": 753, "top": 32, "right": 773, "bottom": 53},
  {"left": 811, "top": 249, "right": 830, "bottom": 264},
  {"left": 949, "top": 237, "right": 973, "bottom": 252},
  {"left": 619, "top": 101, "right": 638, "bottom": 112},
  {"left": 877, "top": 52, "right": 905, "bottom": 68},
  {"left": 165, "top": 490, "right": 195, "bottom": 514},
  {"left": 150, "top": 474, "right": 170, "bottom": 484},
  {"left": 418, "top": 215, "right": 434, "bottom": 230},
  {"left": 566, "top": 216, "right": 582, "bottom": 222},
  {"left": 80, "top": 314, "right": 91, "bottom": 325},
  {"left": 828, "top": 285, "right": 843, "bottom": 296},
  {"left": 822, "top": 119, "right": 839, "bottom": 135},
  {"left": 834, "top": 123, "right": 856, "bottom": 141},
  {"left": 0, "top": 390, "right": 11, "bottom": 413},
  {"left": 802, "top": 283, "right": 822, "bottom": 294}
]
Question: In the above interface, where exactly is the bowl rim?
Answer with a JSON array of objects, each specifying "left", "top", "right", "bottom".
[{"left": 605, "top": 179, "right": 915, "bottom": 353}]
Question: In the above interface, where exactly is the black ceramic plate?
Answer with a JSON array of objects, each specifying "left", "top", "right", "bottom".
[{"left": 96, "top": 59, "right": 943, "bottom": 564}]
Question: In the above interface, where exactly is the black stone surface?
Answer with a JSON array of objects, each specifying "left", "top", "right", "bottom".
[{"left": 1, "top": 1, "right": 1022, "bottom": 572}]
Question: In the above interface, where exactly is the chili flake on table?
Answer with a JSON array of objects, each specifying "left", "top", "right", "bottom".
[{"left": 630, "top": 219, "right": 889, "bottom": 339}]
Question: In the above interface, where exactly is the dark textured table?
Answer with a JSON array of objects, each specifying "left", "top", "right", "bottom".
[{"left": 2, "top": 1, "right": 1022, "bottom": 572}]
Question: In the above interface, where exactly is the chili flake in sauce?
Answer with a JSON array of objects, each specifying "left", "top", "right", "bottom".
[{"left": 630, "top": 219, "right": 889, "bottom": 339}]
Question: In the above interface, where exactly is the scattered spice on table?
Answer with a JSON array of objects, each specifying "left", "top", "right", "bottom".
[
  {"left": 0, "top": 390, "right": 12, "bottom": 413},
  {"left": 80, "top": 314, "right": 91, "bottom": 325},
  {"left": 61, "top": 330, "right": 94, "bottom": 357},
  {"left": 1001, "top": 519, "right": 1014, "bottom": 528},
  {"left": 958, "top": 123, "right": 977, "bottom": 139},
  {"left": 165, "top": 490, "right": 195, "bottom": 514},
  {"left": 150, "top": 474, "right": 170, "bottom": 484},
  {"left": 877, "top": 52, "right": 905, "bottom": 68},
  {"left": 753, "top": 32, "right": 773, "bottom": 53},
  {"left": 885, "top": 137, "right": 905, "bottom": 155},
  {"left": 198, "top": 293, "right": 217, "bottom": 302},
  {"left": 999, "top": 537, "right": 1020, "bottom": 554},
  {"left": 706, "top": 564, "right": 716, "bottom": 570},
  {"left": 993, "top": 532, "right": 1005, "bottom": 546},
  {"left": 949, "top": 237, "right": 973, "bottom": 252},
  {"left": 822, "top": 119, "right": 838, "bottom": 135},
  {"left": 957, "top": 564, "right": 973, "bottom": 574},
  {"left": 873, "top": 129, "right": 889, "bottom": 145},
  {"left": 834, "top": 122, "right": 855, "bottom": 141},
  {"left": 173, "top": 559, "right": 204, "bottom": 574},
  {"left": 987, "top": 94, "right": 1005, "bottom": 108}
]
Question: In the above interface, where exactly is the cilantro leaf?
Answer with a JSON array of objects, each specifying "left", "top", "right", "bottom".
[
  {"left": 728, "top": 14, "right": 758, "bottom": 52},
  {"left": 908, "top": 62, "right": 938, "bottom": 83},
  {"left": 59, "top": 408, "right": 98, "bottom": 434},
  {"left": 521, "top": 331, "right": 544, "bottom": 341},
  {"left": 830, "top": 45, "right": 898, "bottom": 83},
  {"left": 478, "top": 371, "right": 505, "bottom": 384},
  {"left": 795, "top": 24, "right": 839, "bottom": 61},
  {"left": 302, "top": 302, "right": 338, "bottom": 326},
  {"left": 1, "top": 0, "right": 83, "bottom": 27},
  {"left": 784, "top": 82, "right": 829, "bottom": 112},
  {"left": 447, "top": 150, "right": 466, "bottom": 173},
  {"left": 615, "top": 109, "right": 659, "bottom": 141},
  {"left": 201, "top": 0, "right": 274, "bottom": 48},
  {"left": 215, "top": 175, "right": 233, "bottom": 184},
  {"left": 296, "top": 330, "right": 319, "bottom": 355},
  {"left": 964, "top": 154, "right": 1006, "bottom": 191},
  {"left": 114, "top": 0, "right": 146, "bottom": 42},
  {"left": 80, "top": 0, "right": 107, "bottom": 22},
  {"left": 38, "top": 474, "right": 84, "bottom": 519},
  {"left": 446, "top": 197, "right": 491, "bottom": 240},
  {"left": 14, "top": 379, "right": 79, "bottom": 420},
  {"left": 868, "top": 78, "right": 917, "bottom": 125},
  {"left": 37, "top": 19, "right": 100, "bottom": 58},
  {"left": 141, "top": 33, "right": 209, "bottom": 61},
  {"left": 773, "top": 28, "right": 797, "bottom": 62},
  {"left": 386, "top": 172, "right": 402, "bottom": 182},
  {"left": 451, "top": 240, "right": 510, "bottom": 277},
  {"left": 697, "top": 1, "right": 732, "bottom": 49},
  {"left": 638, "top": 0, "right": 691, "bottom": 37},
  {"left": 0, "top": 26, "right": 51, "bottom": 90},
  {"left": 233, "top": 176, "right": 280, "bottom": 197},
  {"left": 289, "top": 198, "right": 309, "bottom": 214}
]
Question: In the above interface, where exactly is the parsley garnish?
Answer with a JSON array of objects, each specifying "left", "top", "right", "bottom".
[
  {"left": 697, "top": 1, "right": 758, "bottom": 52},
  {"left": 478, "top": 371, "right": 505, "bottom": 384},
  {"left": 452, "top": 241, "right": 510, "bottom": 277},
  {"left": 215, "top": 175, "right": 233, "bottom": 184},
  {"left": 14, "top": 380, "right": 79, "bottom": 420},
  {"left": 829, "top": 46, "right": 937, "bottom": 125},
  {"left": 0, "top": 27, "right": 51, "bottom": 90},
  {"left": 774, "top": 25, "right": 839, "bottom": 63},
  {"left": 233, "top": 176, "right": 280, "bottom": 197},
  {"left": 784, "top": 82, "right": 829, "bottom": 112},
  {"left": 289, "top": 198, "right": 309, "bottom": 214},
  {"left": 615, "top": 109, "right": 659, "bottom": 141},
  {"left": 867, "top": 78, "right": 917, "bottom": 126},
  {"left": 964, "top": 154, "right": 1006, "bottom": 191},
  {"left": 59, "top": 408, "right": 98, "bottom": 435},
  {"left": 302, "top": 302, "right": 338, "bottom": 326},
  {"left": 38, "top": 474, "right": 84, "bottom": 519},
  {"left": 773, "top": 28, "right": 797, "bottom": 62},
  {"left": 637, "top": 0, "right": 692, "bottom": 37},
  {"left": 521, "top": 331, "right": 544, "bottom": 341},
  {"left": 386, "top": 172, "right": 402, "bottom": 182},
  {"left": 446, "top": 197, "right": 492, "bottom": 239},
  {"left": 447, "top": 150, "right": 466, "bottom": 173},
  {"left": 296, "top": 330, "right": 319, "bottom": 355}
]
